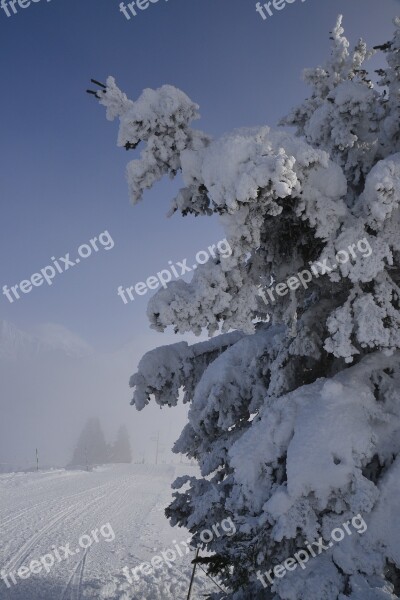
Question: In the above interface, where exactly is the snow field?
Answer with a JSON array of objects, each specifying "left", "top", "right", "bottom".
[{"left": 0, "top": 464, "right": 214, "bottom": 599}]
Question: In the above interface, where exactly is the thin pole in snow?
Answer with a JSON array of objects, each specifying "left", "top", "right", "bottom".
[
  {"left": 186, "top": 548, "right": 200, "bottom": 600},
  {"left": 155, "top": 431, "right": 160, "bottom": 465},
  {"left": 85, "top": 446, "right": 89, "bottom": 472},
  {"left": 36, "top": 448, "right": 39, "bottom": 472}
]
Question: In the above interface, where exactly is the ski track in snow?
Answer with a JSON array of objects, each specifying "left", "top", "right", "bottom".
[
  {"left": 0, "top": 464, "right": 213, "bottom": 599},
  {"left": 61, "top": 547, "right": 89, "bottom": 600}
]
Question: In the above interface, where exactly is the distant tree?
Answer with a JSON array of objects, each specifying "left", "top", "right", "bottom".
[
  {"left": 111, "top": 425, "right": 132, "bottom": 463},
  {"left": 68, "top": 417, "right": 109, "bottom": 468}
]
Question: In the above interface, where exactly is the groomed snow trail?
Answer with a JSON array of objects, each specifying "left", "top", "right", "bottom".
[{"left": 0, "top": 464, "right": 212, "bottom": 599}]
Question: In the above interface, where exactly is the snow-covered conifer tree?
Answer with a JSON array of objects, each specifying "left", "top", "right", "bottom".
[
  {"left": 93, "top": 16, "right": 400, "bottom": 599},
  {"left": 111, "top": 425, "right": 132, "bottom": 464},
  {"left": 68, "top": 417, "right": 109, "bottom": 469}
]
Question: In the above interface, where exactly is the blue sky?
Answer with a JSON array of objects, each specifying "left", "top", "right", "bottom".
[{"left": 0, "top": 0, "right": 399, "bottom": 351}]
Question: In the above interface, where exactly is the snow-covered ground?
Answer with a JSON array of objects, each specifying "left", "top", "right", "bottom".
[{"left": 0, "top": 464, "right": 213, "bottom": 599}]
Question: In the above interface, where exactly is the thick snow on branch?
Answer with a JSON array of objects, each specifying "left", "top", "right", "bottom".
[
  {"left": 130, "top": 331, "right": 243, "bottom": 410},
  {"left": 99, "top": 77, "right": 210, "bottom": 204},
  {"left": 147, "top": 127, "right": 347, "bottom": 335},
  {"left": 226, "top": 353, "right": 400, "bottom": 599}
]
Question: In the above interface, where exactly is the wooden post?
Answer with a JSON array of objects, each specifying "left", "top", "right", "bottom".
[
  {"left": 186, "top": 548, "right": 200, "bottom": 600},
  {"left": 36, "top": 448, "right": 39, "bottom": 472}
]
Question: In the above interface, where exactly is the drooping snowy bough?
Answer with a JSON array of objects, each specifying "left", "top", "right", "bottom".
[{"left": 95, "top": 16, "right": 400, "bottom": 600}]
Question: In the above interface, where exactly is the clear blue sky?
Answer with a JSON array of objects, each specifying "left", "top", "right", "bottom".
[{"left": 0, "top": 0, "right": 399, "bottom": 350}]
